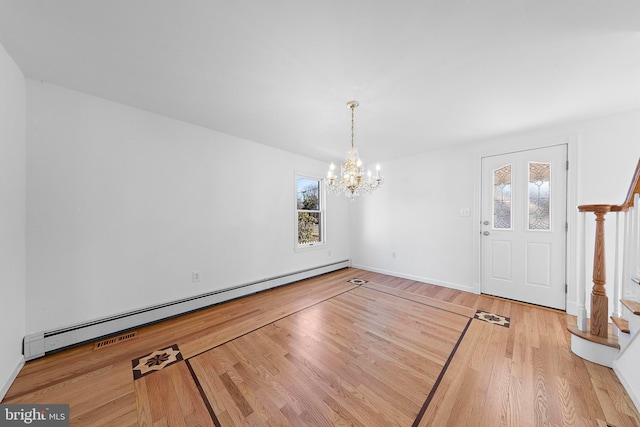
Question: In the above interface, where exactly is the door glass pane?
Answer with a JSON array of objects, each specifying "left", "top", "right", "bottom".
[
  {"left": 528, "top": 162, "right": 550, "bottom": 230},
  {"left": 493, "top": 164, "right": 512, "bottom": 229}
]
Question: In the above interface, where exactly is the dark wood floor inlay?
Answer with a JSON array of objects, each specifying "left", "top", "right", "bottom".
[
  {"left": 132, "top": 343, "right": 183, "bottom": 379},
  {"left": 473, "top": 310, "right": 510, "bottom": 327},
  {"left": 412, "top": 317, "right": 472, "bottom": 427},
  {"left": 185, "top": 359, "right": 222, "bottom": 427}
]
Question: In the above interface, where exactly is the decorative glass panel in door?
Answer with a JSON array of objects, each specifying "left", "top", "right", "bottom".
[
  {"left": 493, "top": 164, "right": 512, "bottom": 230},
  {"left": 528, "top": 162, "right": 550, "bottom": 231}
]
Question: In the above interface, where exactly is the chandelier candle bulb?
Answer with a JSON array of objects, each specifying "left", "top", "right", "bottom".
[{"left": 325, "top": 100, "right": 384, "bottom": 199}]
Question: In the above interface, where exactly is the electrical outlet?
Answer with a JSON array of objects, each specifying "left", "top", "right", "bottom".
[
  {"left": 392, "top": 252, "right": 397, "bottom": 258},
  {"left": 192, "top": 271, "right": 201, "bottom": 282},
  {"left": 460, "top": 208, "right": 470, "bottom": 217}
]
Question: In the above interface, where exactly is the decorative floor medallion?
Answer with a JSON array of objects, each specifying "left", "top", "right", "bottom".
[
  {"left": 474, "top": 310, "right": 510, "bottom": 328},
  {"left": 348, "top": 278, "right": 368, "bottom": 285},
  {"left": 132, "top": 344, "right": 183, "bottom": 380}
]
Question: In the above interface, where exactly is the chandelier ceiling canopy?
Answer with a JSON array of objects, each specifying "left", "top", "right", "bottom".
[{"left": 326, "top": 101, "right": 383, "bottom": 199}]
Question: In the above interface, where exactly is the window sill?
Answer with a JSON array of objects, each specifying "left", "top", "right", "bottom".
[{"left": 295, "top": 242, "right": 326, "bottom": 252}]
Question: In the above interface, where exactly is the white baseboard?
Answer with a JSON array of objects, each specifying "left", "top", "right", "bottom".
[
  {"left": 0, "top": 354, "right": 25, "bottom": 401},
  {"left": 351, "top": 264, "right": 476, "bottom": 293},
  {"left": 24, "top": 260, "right": 351, "bottom": 360},
  {"left": 613, "top": 360, "right": 640, "bottom": 415},
  {"left": 565, "top": 299, "right": 578, "bottom": 316}
]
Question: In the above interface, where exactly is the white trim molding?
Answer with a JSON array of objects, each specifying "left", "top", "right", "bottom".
[{"left": 352, "top": 263, "right": 476, "bottom": 293}]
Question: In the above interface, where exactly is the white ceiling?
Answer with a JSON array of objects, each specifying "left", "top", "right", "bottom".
[{"left": 1, "top": 1, "right": 639, "bottom": 163}]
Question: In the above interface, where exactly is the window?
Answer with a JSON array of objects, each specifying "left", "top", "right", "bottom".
[{"left": 296, "top": 175, "right": 324, "bottom": 247}]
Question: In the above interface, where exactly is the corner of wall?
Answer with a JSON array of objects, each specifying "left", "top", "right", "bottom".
[
  {"left": 0, "top": 355, "right": 25, "bottom": 401},
  {"left": 0, "top": 40, "right": 27, "bottom": 403}
]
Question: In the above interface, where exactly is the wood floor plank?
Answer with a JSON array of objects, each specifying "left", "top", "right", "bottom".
[
  {"left": 3, "top": 267, "right": 639, "bottom": 426},
  {"left": 189, "top": 284, "right": 468, "bottom": 426},
  {"left": 417, "top": 296, "right": 640, "bottom": 427},
  {"left": 71, "top": 392, "right": 138, "bottom": 427},
  {"left": 3, "top": 359, "right": 138, "bottom": 425},
  {"left": 134, "top": 375, "right": 153, "bottom": 427},
  {"left": 362, "top": 280, "right": 478, "bottom": 318}
]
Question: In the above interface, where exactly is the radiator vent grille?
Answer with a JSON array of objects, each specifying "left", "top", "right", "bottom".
[{"left": 93, "top": 331, "right": 137, "bottom": 350}]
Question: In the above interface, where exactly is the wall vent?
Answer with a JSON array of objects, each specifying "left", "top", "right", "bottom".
[{"left": 93, "top": 331, "right": 137, "bottom": 350}]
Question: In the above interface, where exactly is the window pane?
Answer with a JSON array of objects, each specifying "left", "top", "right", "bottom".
[
  {"left": 298, "top": 212, "right": 321, "bottom": 245},
  {"left": 297, "top": 178, "right": 320, "bottom": 210},
  {"left": 493, "top": 164, "right": 512, "bottom": 229},
  {"left": 528, "top": 162, "right": 550, "bottom": 230}
]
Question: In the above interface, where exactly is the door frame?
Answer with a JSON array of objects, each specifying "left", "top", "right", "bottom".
[{"left": 472, "top": 135, "right": 579, "bottom": 314}]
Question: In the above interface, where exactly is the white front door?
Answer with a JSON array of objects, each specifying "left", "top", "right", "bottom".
[{"left": 481, "top": 145, "right": 567, "bottom": 309}]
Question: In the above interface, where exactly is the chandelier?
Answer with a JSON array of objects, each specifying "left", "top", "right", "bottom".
[{"left": 326, "top": 100, "right": 383, "bottom": 198}]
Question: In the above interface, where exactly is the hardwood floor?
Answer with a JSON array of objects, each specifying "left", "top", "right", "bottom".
[{"left": 3, "top": 267, "right": 639, "bottom": 426}]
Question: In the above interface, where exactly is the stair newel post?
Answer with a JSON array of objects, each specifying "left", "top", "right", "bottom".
[{"left": 590, "top": 204, "right": 611, "bottom": 338}]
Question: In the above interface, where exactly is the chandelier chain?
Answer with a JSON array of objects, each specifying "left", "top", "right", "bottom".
[{"left": 351, "top": 103, "right": 355, "bottom": 149}]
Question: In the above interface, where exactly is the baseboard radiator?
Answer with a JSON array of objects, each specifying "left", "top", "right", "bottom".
[{"left": 23, "top": 260, "right": 351, "bottom": 360}]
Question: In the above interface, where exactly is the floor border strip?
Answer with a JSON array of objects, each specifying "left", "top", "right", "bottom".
[
  {"left": 412, "top": 317, "right": 472, "bottom": 427},
  {"left": 182, "top": 278, "right": 474, "bottom": 426},
  {"left": 185, "top": 359, "right": 222, "bottom": 427},
  {"left": 186, "top": 284, "right": 360, "bottom": 360},
  {"left": 360, "top": 283, "right": 473, "bottom": 319},
  {"left": 182, "top": 282, "right": 361, "bottom": 423}
]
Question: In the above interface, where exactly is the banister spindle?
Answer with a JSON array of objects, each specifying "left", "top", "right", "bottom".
[{"left": 577, "top": 211, "right": 587, "bottom": 331}]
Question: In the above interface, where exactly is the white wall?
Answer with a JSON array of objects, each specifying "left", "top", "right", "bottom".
[
  {"left": 574, "top": 111, "right": 640, "bottom": 205},
  {"left": 350, "top": 144, "right": 476, "bottom": 291},
  {"left": 0, "top": 42, "right": 26, "bottom": 399},
  {"left": 25, "top": 80, "right": 350, "bottom": 334},
  {"left": 351, "top": 109, "right": 640, "bottom": 309}
]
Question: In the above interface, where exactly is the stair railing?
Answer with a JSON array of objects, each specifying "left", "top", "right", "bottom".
[{"left": 576, "top": 159, "right": 640, "bottom": 338}]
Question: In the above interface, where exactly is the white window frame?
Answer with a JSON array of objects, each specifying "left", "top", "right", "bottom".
[{"left": 295, "top": 173, "right": 326, "bottom": 250}]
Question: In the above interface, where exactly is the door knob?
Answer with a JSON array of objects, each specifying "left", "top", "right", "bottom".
[
  {"left": 483, "top": 220, "right": 490, "bottom": 225},
  {"left": 483, "top": 231, "right": 490, "bottom": 236}
]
